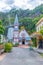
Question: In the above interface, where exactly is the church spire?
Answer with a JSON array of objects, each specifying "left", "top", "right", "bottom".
[{"left": 14, "top": 14, "right": 19, "bottom": 26}]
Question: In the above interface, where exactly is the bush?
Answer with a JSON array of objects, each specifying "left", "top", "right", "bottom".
[
  {"left": 13, "top": 42, "right": 19, "bottom": 47},
  {"left": 0, "top": 43, "right": 4, "bottom": 49},
  {"left": 32, "top": 38, "right": 37, "bottom": 47},
  {"left": 4, "top": 43, "right": 12, "bottom": 52},
  {"left": 0, "top": 43, "right": 3, "bottom": 45}
]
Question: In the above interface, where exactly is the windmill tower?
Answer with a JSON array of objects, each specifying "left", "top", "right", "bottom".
[{"left": 13, "top": 14, "right": 19, "bottom": 44}]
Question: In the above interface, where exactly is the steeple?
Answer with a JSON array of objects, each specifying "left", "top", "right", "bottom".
[
  {"left": 14, "top": 14, "right": 19, "bottom": 26},
  {"left": 14, "top": 14, "right": 19, "bottom": 44}
]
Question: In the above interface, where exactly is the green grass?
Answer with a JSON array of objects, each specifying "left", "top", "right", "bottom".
[{"left": 40, "top": 53, "right": 43, "bottom": 57}]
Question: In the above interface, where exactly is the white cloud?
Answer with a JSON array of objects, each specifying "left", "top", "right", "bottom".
[
  {"left": 14, "top": 0, "right": 43, "bottom": 10},
  {"left": 0, "top": 0, "right": 43, "bottom": 11},
  {"left": 0, "top": 0, "right": 12, "bottom": 11},
  {"left": 4, "top": 0, "right": 14, "bottom": 5}
]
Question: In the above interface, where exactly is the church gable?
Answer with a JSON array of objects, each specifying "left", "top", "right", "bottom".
[{"left": 19, "top": 29, "right": 31, "bottom": 40}]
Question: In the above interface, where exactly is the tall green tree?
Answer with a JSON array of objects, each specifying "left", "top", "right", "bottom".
[
  {"left": 0, "top": 20, "right": 4, "bottom": 34},
  {"left": 19, "top": 17, "right": 34, "bottom": 33},
  {"left": 40, "top": 26, "right": 43, "bottom": 35}
]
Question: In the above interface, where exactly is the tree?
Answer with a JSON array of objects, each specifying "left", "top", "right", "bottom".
[
  {"left": 40, "top": 26, "right": 43, "bottom": 35},
  {"left": 0, "top": 20, "right": 5, "bottom": 43},
  {"left": 0, "top": 20, "right": 4, "bottom": 34},
  {"left": 19, "top": 17, "right": 33, "bottom": 34}
]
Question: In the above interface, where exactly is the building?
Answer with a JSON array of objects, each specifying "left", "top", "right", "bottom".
[
  {"left": 36, "top": 18, "right": 43, "bottom": 32},
  {"left": 19, "top": 29, "right": 31, "bottom": 45},
  {"left": 7, "top": 15, "right": 31, "bottom": 45},
  {"left": 31, "top": 18, "right": 43, "bottom": 48}
]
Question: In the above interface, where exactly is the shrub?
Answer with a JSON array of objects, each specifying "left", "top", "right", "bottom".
[
  {"left": 0, "top": 43, "right": 3, "bottom": 45},
  {"left": 0, "top": 43, "right": 4, "bottom": 49},
  {"left": 13, "top": 42, "right": 19, "bottom": 47},
  {"left": 4, "top": 43, "right": 12, "bottom": 52},
  {"left": 32, "top": 38, "right": 37, "bottom": 47}
]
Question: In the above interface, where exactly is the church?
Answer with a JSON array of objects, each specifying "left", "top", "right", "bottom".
[{"left": 7, "top": 15, "right": 31, "bottom": 45}]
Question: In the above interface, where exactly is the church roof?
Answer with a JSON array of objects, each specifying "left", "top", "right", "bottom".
[
  {"left": 19, "top": 29, "right": 31, "bottom": 40},
  {"left": 36, "top": 18, "right": 43, "bottom": 26},
  {"left": 14, "top": 14, "right": 19, "bottom": 26}
]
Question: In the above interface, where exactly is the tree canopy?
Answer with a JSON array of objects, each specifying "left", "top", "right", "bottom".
[
  {"left": 0, "top": 4, "right": 43, "bottom": 35},
  {"left": 0, "top": 20, "right": 4, "bottom": 34},
  {"left": 40, "top": 26, "right": 43, "bottom": 36}
]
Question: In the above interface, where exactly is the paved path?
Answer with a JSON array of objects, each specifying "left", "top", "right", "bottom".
[
  {"left": 33, "top": 48, "right": 43, "bottom": 53},
  {"left": 0, "top": 47, "right": 43, "bottom": 65}
]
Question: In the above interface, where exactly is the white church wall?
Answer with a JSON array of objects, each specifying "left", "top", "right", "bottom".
[
  {"left": 13, "top": 38, "right": 19, "bottom": 44},
  {"left": 19, "top": 42, "right": 22, "bottom": 45},
  {"left": 25, "top": 40, "right": 31, "bottom": 45},
  {"left": 25, "top": 41, "right": 28, "bottom": 45},
  {"left": 7, "top": 27, "right": 14, "bottom": 40}
]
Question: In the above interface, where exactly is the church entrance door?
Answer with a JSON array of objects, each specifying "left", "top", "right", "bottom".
[{"left": 22, "top": 39, "right": 25, "bottom": 45}]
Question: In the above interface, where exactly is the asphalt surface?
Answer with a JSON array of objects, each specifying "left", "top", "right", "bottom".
[{"left": 0, "top": 47, "right": 43, "bottom": 65}]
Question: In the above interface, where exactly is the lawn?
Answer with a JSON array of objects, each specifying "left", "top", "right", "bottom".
[{"left": 40, "top": 53, "right": 43, "bottom": 57}]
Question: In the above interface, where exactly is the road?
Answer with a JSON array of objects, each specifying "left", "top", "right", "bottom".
[{"left": 0, "top": 47, "right": 43, "bottom": 65}]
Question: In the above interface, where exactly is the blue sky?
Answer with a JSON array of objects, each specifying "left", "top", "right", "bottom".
[{"left": 0, "top": 0, "right": 43, "bottom": 12}]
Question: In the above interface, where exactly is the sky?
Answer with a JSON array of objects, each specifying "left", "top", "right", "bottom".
[{"left": 0, "top": 0, "right": 43, "bottom": 12}]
